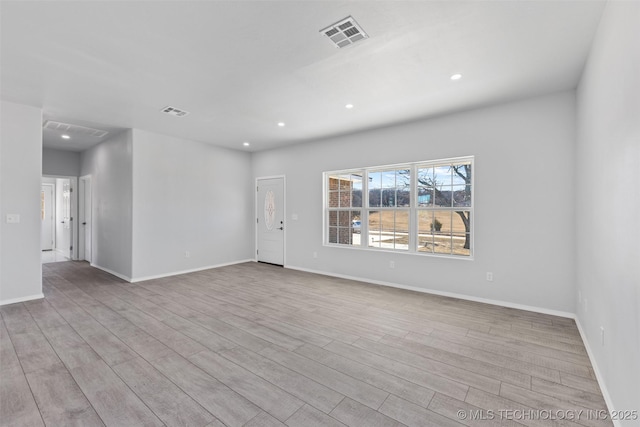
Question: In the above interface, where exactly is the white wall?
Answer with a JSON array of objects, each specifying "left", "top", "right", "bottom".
[
  {"left": 0, "top": 101, "right": 43, "bottom": 305},
  {"left": 576, "top": 1, "right": 640, "bottom": 420},
  {"left": 80, "top": 130, "right": 134, "bottom": 279},
  {"left": 42, "top": 148, "right": 80, "bottom": 176},
  {"left": 131, "top": 129, "right": 253, "bottom": 280},
  {"left": 253, "top": 91, "right": 577, "bottom": 314}
]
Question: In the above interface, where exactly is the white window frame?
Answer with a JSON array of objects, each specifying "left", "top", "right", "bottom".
[{"left": 323, "top": 156, "right": 474, "bottom": 259}]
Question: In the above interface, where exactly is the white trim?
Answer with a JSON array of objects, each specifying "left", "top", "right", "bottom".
[
  {"left": 0, "top": 293, "right": 44, "bottom": 306},
  {"left": 131, "top": 259, "right": 254, "bottom": 283},
  {"left": 43, "top": 175, "right": 78, "bottom": 261},
  {"left": 41, "top": 182, "right": 56, "bottom": 250},
  {"left": 90, "top": 263, "right": 132, "bottom": 282},
  {"left": 78, "top": 175, "right": 92, "bottom": 263},
  {"left": 574, "top": 318, "right": 619, "bottom": 427},
  {"left": 255, "top": 175, "right": 286, "bottom": 266},
  {"left": 323, "top": 156, "right": 474, "bottom": 259},
  {"left": 286, "top": 264, "right": 574, "bottom": 319}
]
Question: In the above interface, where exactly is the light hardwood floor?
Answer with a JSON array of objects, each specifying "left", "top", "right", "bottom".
[{"left": 1, "top": 261, "right": 612, "bottom": 427}]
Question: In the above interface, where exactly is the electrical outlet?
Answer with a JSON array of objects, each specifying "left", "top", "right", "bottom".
[
  {"left": 292, "top": 213, "right": 298, "bottom": 220},
  {"left": 6, "top": 214, "right": 20, "bottom": 223},
  {"left": 486, "top": 272, "right": 493, "bottom": 282},
  {"left": 600, "top": 326, "right": 605, "bottom": 346},
  {"left": 389, "top": 260, "right": 395, "bottom": 269},
  {"left": 313, "top": 251, "right": 318, "bottom": 259},
  {"left": 185, "top": 251, "right": 190, "bottom": 258}
]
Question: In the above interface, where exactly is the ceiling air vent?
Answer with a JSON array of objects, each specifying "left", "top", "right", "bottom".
[
  {"left": 43, "top": 120, "right": 108, "bottom": 137},
  {"left": 161, "top": 105, "right": 190, "bottom": 117},
  {"left": 320, "top": 16, "right": 368, "bottom": 48}
]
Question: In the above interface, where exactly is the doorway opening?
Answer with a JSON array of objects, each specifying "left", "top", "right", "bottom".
[{"left": 41, "top": 175, "right": 78, "bottom": 264}]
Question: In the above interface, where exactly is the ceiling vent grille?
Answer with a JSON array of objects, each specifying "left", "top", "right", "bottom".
[
  {"left": 161, "top": 105, "right": 190, "bottom": 117},
  {"left": 43, "top": 120, "right": 108, "bottom": 137},
  {"left": 320, "top": 16, "right": 368, "bottom": 48}
]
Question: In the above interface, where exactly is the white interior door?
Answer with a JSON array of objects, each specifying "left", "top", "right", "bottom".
[
  {"left": 41, "top": 184, "right": 54, "bottom": 250},
  {"left": 257, "top": 177, "right": 284, "bottom": 265},
  {"left": 79, "top": 176, "right": 92, "bottom": 262}
]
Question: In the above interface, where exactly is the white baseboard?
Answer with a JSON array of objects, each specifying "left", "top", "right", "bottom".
[
  {"left": 574, "top": 317, "right": 619, "bottom": 427},
  {"left": 131, "top": 259, "right": 254, "bottom": 283},
  {"left": 285, "top": 265, "right": 575, "bottom": 319},
  {"left": 0, "top": 293, "right": 44, "bottom": 306},
  {"left": 90, "top": 263, "right": 132, "bottom": 282}
]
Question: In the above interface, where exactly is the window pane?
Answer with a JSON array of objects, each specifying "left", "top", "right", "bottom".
[
  {"left": 417, "top": 187, "right": 433, "bottom": 207},
  {"left": 451, "top": 211, "right": 470, "bottom": 235},
  {"left": 453, "top": 184, "right": 471, "bottom": 207},
  {"left": 452, "top": 163, "right": 471, "bottom": 186},
  {"left": 329, "top": 226, "right": 338, "bottom": 243},
  {"left": 381, "top": 170, "right": 396, "bottom": 188},
  {"left": 350, "top": 211, "right": 362, "bottom": 245},
  {"left": 453, "top": 233, "right": 470, "bottom": 256},
  {"left": 368, "top": 211, "right": 381, "bottom": 248},
  {"left": 434, "top": 187, "right": 452, "bottom": 207},
  {"left": 397, "top": 188, "right": 410, "bottom": 207},
  {"left": 338, "top": 227, "right": 351, "bottom": 245},
  {"left": 418, "top": 211, "right": 434, "bottom": 253},
  {"left": 352, "top": 179, "right": 362, "bottom": 207},
  {"left": 339, "top": 191, "right": 352, "bottom": 208},
  {"left": 368, "top": 171, "right": 381, "bottom": 207},
  {"left": 393, "top": 210, "right": 409, "bottom": 250},
  {"left": 417, "top": 167, "right": 433, "bottom": 184},
  {"left": 329, "top": 177, "right": 339, "bottom": 191},
  {"left": 434, "top": 212, "right": 452, "bottom": 254},
  {"left": 338, "top": 175, "right": 352, "bottom": 190},
  {"left": 434, "top": 233, "right": 453, "bottom": 254},
  {"left": 338, "top": 211, "right": 350, "bottom": 227},
  {"left": 434, "top": 165, "right": 452, "bottom": 186},
  {"left": 434, "top": 211, "right": 452, "bottom": 233},
  {"left": 329, "top": 210, "right": 337, "bottom": 226},
  {"left": 329, "top": 191, "right": 339, "bottom": 208}
]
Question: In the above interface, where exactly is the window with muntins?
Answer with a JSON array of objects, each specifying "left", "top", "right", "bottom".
[{"left": 324, "top": 157, "right": 473, "bottom": 257}]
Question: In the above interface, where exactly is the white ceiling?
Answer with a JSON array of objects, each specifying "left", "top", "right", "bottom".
[{"left": 1, "top": 1, "right": 605, "bottom": 152}]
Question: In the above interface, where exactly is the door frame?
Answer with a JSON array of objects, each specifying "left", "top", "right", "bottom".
[
  {"left": 42, "top": 175, "right": 78, "bottom": 260},
  {"left": 255, "top": 175, "right": 286, "bottom": 266},
  {"left": 78, "top": 175, "right": 92, "bottom": 262}
]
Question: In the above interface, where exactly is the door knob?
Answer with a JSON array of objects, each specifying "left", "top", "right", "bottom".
[{"left": 278, "top": 227, "right": 284, "bottom": 230}]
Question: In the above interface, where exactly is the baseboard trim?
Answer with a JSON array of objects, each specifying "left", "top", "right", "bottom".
[
  {"left": 90, "top": 264, "right": 133, "bottom": 282},
  {"left": 285, "top": 265, "right": 575, "bottom": 319},
  {"left": 574, "top": 317, "right": 619, "bottom": 427},
  {"left": 131, "top": 259, "right": 254, "bottom": 283},
  {"left": 0, "top": 293, "right": 44, "bottom": 306}
]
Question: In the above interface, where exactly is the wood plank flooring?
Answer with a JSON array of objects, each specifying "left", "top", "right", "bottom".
[{"left": 0, "top": 261, "right": 613, "bottom": 427}]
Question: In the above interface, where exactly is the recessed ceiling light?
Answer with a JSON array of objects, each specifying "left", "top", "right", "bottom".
[
  {"left": 450, "top": 73, "right": 462, "bottom": 81},
  {"left": 61, "top": 135, "right": 70, "bottom": 139},
  {"left": 345, "top": 104, "right": 354, "bottom": 109},
  {"left": 277, "top": 122, "right": 285, "bottom": 127},
  {"left": 243, "top": 142, "right": 250, "bottom": 146}
]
